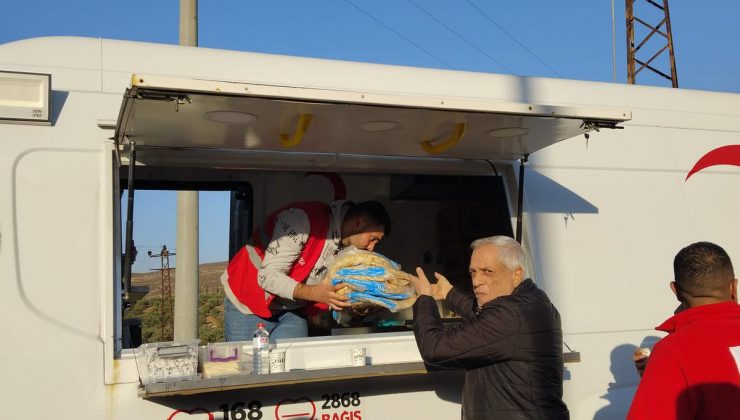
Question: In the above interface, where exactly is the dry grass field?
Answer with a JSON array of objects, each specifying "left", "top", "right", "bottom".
[{"left": 130, "top": 261, "right": 227, "bottom": 297}]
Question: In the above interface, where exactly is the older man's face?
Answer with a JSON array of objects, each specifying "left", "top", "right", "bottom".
[{"left": 469, "top": 244, "right": 523, "bottom": 306}]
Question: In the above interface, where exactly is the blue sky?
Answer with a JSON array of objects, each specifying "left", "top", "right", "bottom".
[{"left": 4, "top": 1, "right": 740, "bottom": 272}]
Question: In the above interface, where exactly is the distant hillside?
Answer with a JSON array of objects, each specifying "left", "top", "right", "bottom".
[
  {"left": 131, "top": 261, "right": 227, "bottom": 298},
  {"left": 127, "top": 261, "right": 228, "bottom": 344}
]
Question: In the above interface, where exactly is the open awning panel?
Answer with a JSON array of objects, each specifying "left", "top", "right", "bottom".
[{"left": 115, "top": 74, "right": 631, "bottom": 166}]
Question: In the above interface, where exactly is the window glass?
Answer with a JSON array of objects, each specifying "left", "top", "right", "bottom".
[{"left": 121, "top": 190, "right": 230, "bottom": 345}]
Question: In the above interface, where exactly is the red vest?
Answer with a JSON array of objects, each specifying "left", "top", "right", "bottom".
[{"left": 225, "top": 202, "right": 331, "bottom": 318}]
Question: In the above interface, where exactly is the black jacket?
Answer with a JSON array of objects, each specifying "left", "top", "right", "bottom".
[{"left": 413, "top": 279, "right": 569, "bottom": 420}]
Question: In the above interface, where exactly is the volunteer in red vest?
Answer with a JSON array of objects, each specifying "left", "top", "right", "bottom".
[
  {"left": 627, "top": 241, "right": 740, "bottom": 419},
  {"left": 221, "top": 200, "right": 391, "bottom": 340}
]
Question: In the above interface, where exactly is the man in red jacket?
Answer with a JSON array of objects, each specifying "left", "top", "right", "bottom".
[
  {"left": 221, "top": 200, "right": 391, "bottom": 341},
  {"left": 627, "top": 241, "right": 740, "bottom": 419}
]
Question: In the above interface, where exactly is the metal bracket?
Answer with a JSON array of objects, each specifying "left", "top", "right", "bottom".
[
  {"left": 170, "top": 95, "right": 192, "bottom": 112},
  {"left": 563, "top": 341, "right": 581, "bottom": 363},
  {"left": 564, "top": 351, "right": 582, "bottom": 363},
  {"left": 515, "top": 154, "right": 529, "bottom": 244},
  {"left": 581, "top": 119, "right": 624, "bottom": 142},
  {"left": 581, "top": 119, "right": 624, "bottom": 131},
  {"left": 135, "top": 90, "right": 192, "bottom": 112}
]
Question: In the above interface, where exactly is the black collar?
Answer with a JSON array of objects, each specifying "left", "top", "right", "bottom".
[{"left": 475, "top": 279, "right": 535, "bottom": 313}]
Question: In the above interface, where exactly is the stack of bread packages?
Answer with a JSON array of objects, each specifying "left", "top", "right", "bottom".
[{"left": 324, "top": 247, "right": 417, "bottom": 322}]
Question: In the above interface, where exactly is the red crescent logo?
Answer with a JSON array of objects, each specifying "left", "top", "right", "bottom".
[
  {"left": 685, "top": 144, "right": 740, "bottom": 180},
  {"left": 167, "top": 408, "right": 214, "bottom": 420},
  {"left": 274, "top": 397, "right": 317, "bottom": 420},
  {"left": 304, "top": 172, "right": 347, "bottom": 200}
]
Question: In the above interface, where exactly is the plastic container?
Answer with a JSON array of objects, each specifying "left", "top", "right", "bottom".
[
  {"left": 199, "top": 342, "right": 242, "bottom": 378},
  {"left": 269, "top": 348, "right": 287, "bottom": 373},
  {"left": 134, "top": 340, "right": 200, "bottom": 384},
  {"left": 240, "top": 344, "right": 254, "bottom": 375},
  {"left": 252, "top": 322, "right": 270, "bottom": 375}
]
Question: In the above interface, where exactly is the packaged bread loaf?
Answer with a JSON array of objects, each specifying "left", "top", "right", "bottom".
[{"left": 324, "top": 247, "right": 417, "bottom": 314}]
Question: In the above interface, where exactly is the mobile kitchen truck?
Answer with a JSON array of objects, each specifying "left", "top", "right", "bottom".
[{"left": 1, "top": 37, "right": 738, "bottom": 419}]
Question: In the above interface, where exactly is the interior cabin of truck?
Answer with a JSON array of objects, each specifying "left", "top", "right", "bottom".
[{"left": 118, "top": 166, "right": 514, "bottom": 346}]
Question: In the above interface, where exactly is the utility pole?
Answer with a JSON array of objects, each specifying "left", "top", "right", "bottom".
[
  {"left": 149, "top": 245, "right": 175, "bottom": 340},
  {"left": 611, "top": 0, "right": 617, "bottom": 82},
  {"left": 626, "top": 0, "right": 679, "bottom": 87},
  {"left": 174, "top": 0, "right": 200, "bottom": 342}
]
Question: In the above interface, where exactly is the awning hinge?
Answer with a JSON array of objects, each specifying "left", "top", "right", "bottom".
[
  {"left": 135, "top": 90, "right": 192, "bottom": 112},
  {"left": 581, "top": 119, "right": 624, "bottom": 132},
  {"left": 581, "top": 120, "right": 624, "bottom": 143}
]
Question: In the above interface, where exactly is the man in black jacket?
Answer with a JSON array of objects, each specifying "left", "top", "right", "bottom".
[{"left": 412, "top": 235, "right": 569, "bottom": 420}]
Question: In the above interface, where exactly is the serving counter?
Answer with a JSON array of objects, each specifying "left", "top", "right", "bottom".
[
  {"left": 136, "top": 331, "right": 425, "bottom": 398},
  {"left": 140, "top": 361, "right": 427, "bottom": 398}
]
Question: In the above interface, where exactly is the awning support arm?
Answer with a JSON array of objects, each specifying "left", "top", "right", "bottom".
[
  {"left": 122, "top": 139, "right": 137, "bottom": 300},
  {"left": 515, "top": 154, "right": 529, "bottom": 244}
]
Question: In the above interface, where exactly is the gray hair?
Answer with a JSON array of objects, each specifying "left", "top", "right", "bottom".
[{"left": 470, "top": 236, "right": 528, "bottom": 277}]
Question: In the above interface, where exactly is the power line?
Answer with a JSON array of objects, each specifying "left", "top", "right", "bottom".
[
  {"left": 343, "top": 0, "right": 454, "bottom": 69},
  {"left": 464, "top": 0, "right": 563, "bottom": 77},
  {"left": 407, "top": 0, "right": 513, "bottom": 74}
]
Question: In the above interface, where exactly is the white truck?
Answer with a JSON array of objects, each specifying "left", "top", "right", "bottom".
[{"left": 1, "top": 36, "right": 738, "bottom": 419}]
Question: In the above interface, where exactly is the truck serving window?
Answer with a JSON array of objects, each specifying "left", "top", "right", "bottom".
[{"left": 117, "top": 169, "right": 511, "bottom": 344}]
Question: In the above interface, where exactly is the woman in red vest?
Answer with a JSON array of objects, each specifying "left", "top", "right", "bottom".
[{"left": 221, "top": 200, "right": 391, "bottom": 340}]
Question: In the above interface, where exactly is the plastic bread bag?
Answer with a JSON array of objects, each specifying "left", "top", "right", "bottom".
[
  {"left": 324, "top": 246, "right": 401, "bottom": 279},
  {"left": 323, "top": 247, "right": 417, "bottom": 323}
]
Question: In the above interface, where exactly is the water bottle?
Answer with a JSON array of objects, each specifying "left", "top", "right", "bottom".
[{"left": 252, "top": 322, "right": 270, "bottom": 375}]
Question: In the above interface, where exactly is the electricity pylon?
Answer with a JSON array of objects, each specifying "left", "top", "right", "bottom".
[
  {"left": 148, "top": 245, "right": 175, "bottom": 340},
  {"left": 626, "top": 0, "right": 678, "bottom": 87}
]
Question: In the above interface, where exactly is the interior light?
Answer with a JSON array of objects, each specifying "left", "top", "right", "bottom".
[
  {"left": 359, "top": 120, "right": 402, "bottom": 132},
  {"left": 204, "top": 111, "right": 257, "bottom": 124},
  {"left": 487, "top": 127, "right": 529, "bottom": 138}
]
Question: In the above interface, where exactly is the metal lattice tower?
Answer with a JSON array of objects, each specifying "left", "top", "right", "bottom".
[
  {"left": 149, "top": 245, "right": 175, "bottom": 339},
  {"left": 626, "top": 0, "right": 678, "bottom": 87}
]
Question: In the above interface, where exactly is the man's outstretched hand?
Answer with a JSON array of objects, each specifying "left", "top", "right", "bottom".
[
  {"left": 410, "top": 267, "right": 433, "bottom": 297},
  {"left": 430, "top": 272, "right": 453, "bottom": 301},
  {"left": 411, "top": 267, "right": 453, "bottom": 301}
]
